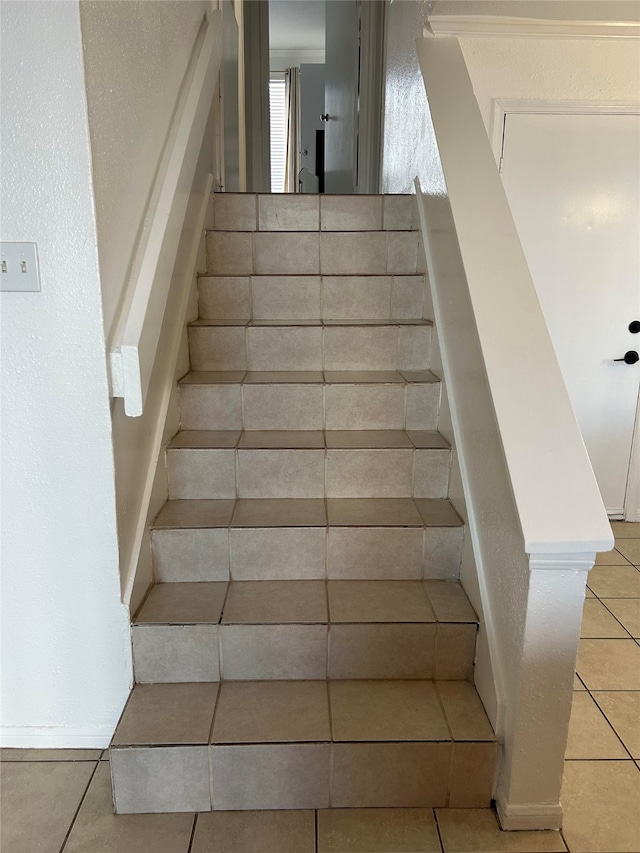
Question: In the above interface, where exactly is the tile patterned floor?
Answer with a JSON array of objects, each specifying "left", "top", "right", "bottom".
[{"left": 1, "top": 522, "right": 638, "bottom": 852}]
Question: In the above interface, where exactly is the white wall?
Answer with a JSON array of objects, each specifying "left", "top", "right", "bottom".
[
  {"left": 0, "top": 1, "right": 131, "bottom": 747},
  {"left": 381, "top": 0, "right": 445, "bottom": 195},
  {"left": 79, "top": 0, "right": 209, "bottom": 343},
  {"left": 79, "top": 1, "right": 216, "bottom": 610}
]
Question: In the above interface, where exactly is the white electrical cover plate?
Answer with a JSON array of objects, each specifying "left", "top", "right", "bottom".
[{"left": 0, "top": 242, "right": 41, "bottom": 292}]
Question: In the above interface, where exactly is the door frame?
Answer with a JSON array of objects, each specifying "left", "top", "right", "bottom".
[{"left": 492, "top": 99, "right": 640, "bottom": 521}]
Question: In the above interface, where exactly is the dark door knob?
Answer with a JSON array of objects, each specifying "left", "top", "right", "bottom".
[
  {"left": 614, "top": 350, "right": 639, "bottom": 365},
  {"left": 629, "top": 320, "right": 640, "bottom": 334},
  {"left": 320, "top": 114, "right": 330, "bottom": 122}
]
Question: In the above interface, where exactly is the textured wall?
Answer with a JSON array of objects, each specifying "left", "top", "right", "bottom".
[
  {"left": 381, "top": 0, "right": 445, "bottom": 195},
  {"left": 0, "top": 1, "right": 131, "bottom": 746},
  {"left": 79, "top": 0, "right": 209, "bottom": 342}
]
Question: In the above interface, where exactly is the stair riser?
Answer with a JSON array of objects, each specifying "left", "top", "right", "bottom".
[
  {"left": 188, "top": 325, "right": 431, "bottom": 372},
  {"left": 198, "top": 275, "right": 426, "bottom": 322},
  {"left": 206, "top": 230, "right": 422, "bottom": 277},
  {"left": 131, "top": 622, "right": 476, "bottom": 684},
  {"left": 166, "top": 447, "right": 451, "bottom": 500},
  {"left": 179, "top": 382, "right": 441, "bottom": 431},
  {"left": 111, "top": 739, "right": 495, "bottom": 813},
  {"left": 208, "top": 192, "right": 420, "bottom": 233},
  {"left": 152, "top": 526, "right": 465, "bottom": 583}
]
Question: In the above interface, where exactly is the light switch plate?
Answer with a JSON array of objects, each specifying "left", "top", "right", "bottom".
[{"left": 1, "top": 242, "right": 41, "bottom": 292}]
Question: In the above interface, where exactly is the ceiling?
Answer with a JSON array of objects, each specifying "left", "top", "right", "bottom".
[{"left": 269, "top": 0, "right": 326, "bottom": 51}]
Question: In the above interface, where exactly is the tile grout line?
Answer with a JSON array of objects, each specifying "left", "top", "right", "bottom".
[
  {"left": 187, "top": 812, "right": 198, "bottom": 853},
  {"left": 58, "top": 757, "right": 100, "bottom": 853}
]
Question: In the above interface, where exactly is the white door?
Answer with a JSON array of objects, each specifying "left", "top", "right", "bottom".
[
  {"left": 324, "top": 0, "right": 360, "bottom": 193},
  {"left": 501, "top": 112, "right": 640, "bottom": 517}
]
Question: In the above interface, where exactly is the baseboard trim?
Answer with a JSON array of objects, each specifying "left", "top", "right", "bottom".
[
  {"left": 495, "top": 790, "right": 563, "bottom": 831},
  {"left": 0, "top": 726, "right": 113, "bottom": 749}
]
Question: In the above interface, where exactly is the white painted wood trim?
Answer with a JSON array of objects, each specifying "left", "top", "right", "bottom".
[
  {"left": 109, "top": 13, "right": 222, "bottom": 416},
  {"left": 429, "top": 15, "right": 640, "bottom": 40},
  {"left": 495, "top": 793, "right": 563, "bottom": 832},
  {"left": 121, "top": 173, "right": 213, "bottom": 608},
  {"left": 416, "top": 37, "right": 613, "bottom": 556},
  {"left": 624, "top": 387, "right": 640, "bottom": 521},
  {"left": 490, "top": 98, "right": 640, "bottom": 164}
]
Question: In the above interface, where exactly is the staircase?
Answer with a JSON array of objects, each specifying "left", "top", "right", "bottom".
[{"left": 109, "top": 193, "right": 497, "bottom": 815}]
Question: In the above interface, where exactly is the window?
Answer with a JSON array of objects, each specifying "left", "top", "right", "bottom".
[{"left": 269, "top": 74, "right": 286, "bottom": 193}]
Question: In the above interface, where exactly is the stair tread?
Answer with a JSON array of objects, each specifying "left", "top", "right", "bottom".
[
  {"left": 168, "top": 429, "right": 449, "bottom": 451},
  {"left": 133, "top": 579, "right": 477, "bottom": 627},
  {"left": 190, "top": 318, "right": 431, "bottom": 327},
  {"left": 112, "top": 679, "right": 494, "bottom": 748},
  {"left": 180, "top": 369, "right": 440, "bottom": 385},
  {"left": 153, "top": 497, "right": 463, "bottom": 530}
]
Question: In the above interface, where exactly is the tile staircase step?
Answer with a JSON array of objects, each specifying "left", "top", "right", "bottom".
[
  {"left": 178, "top": 370, "right": 441, "bottom": 431},
  {"left": 166, "top": 432, "right": 452, "bottom": 500},
  {"left": 187, "top": 321, "right": 432, "bottom": 372},
  {"left": 198, "top": 274, "right": 427, "bottom": 322},
  {"left": 130, "top": 579, "right": 476, "bottom": 683},
  {"left": 109, "top": 678, "right": 495, "bottom": 813},
  {"left": 151, "top": 497, "right": 464, "bottom": 583},
  {"left": 209, "top": 193, "right": 420, "bottom": 233}
]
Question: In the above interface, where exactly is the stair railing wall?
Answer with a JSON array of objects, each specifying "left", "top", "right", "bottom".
[
  {"left": 107, "top": 11, "right": 223, "bottom": 614},
  {"left": 415, "top": 35, "right": 613, "bottom": 830}
]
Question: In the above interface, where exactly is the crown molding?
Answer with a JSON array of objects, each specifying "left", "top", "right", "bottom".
[{"left": 429, "top": 15, "right": 640, "bottom": 39}]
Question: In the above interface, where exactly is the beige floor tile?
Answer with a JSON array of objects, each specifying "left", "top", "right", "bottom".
[
  {"left": 324, "top": 370, "right": 404, "bottom": 383},
  {"left": 210, "top": 744, "right": 330, "bottom": 809},
  {"left": 408, "top": 430, "right": 450, "bottom": 448},
  {"left": 248, "top": 326, "right": 323, "bottom": 371},
  {"left": 231, "top": 498, "right": 326, "bottom": 527},
  {"left": 251, "top": 275, "right": 321, "bottom": 320},
  {"left": 423, "top": 581, "right": 476, "bottom": 622},
  {"left": 436, "top": 681, "right": 495, "bottom": 740},
  {"left": 192, "top": 810, "right": 315, "bottom": 853},
  {"left": 330, "top": 680, "right": 450, "bottom": 741},
  {"left": 325, "top": 383, "right": 406, "bottom": 431},
  {"left": 180, "top": 370, "right": 247, "bottom": 384},
  {"left": 326, "top": 449, "right": 415, "bottom": 498},
  {"left": 434, "top": 624, "right": 476, "bottom": 680},
  {"left": 327, "top": 498, "right": 424, "bottom": 526},
  {"left": 179, "top": 382, "right": 243, "bottom": 431},
  {"left": 111, "top": 746, "right": 210, "bottom": 813},
  {"left": 221, "top": 624, "right": 327, "bottom": 679},
  {"left": 616, "top": 539, "right": 640, "bottom": 566},
  {"left": 561, "top": 760, "right": 640, "bottom": 852},
  {"left": 321, "top": 232, "right": 387, "bottom": 275},
  {"left": 329, "top": 623, "right": 435, "bottom": 679},
  {"left": 317, "top": 807, "right": 441, "bottom": 852},
  {"left": 586, "top": 565, "right": 640, "bottom": 597},
  {"left": 435, "top": 808, "right": 566, "bottom": 852},
  {"left": 243, "top": 383, "right": 324, "bottom": 430},
  {"left": 212, "top": 681, "right": 330, "bottom": 744},
  {"left": 230, "top": 527, "right": 326, "bottom": 580},
  {"left": 565, "top": 692, "right": 627, "bottom": 759},
  {"left": 325, "top": 429, "right": 413, "bottom": 448},
  {"left": 448, "top": 742, "right": 497, "bottom": 807},
  {"left": 167, "top": 447, "right": 236, "bottom": 500},
  {"left": 580, "top": 598, "right": 631, "bottom": 638},
  {"left": 327, "top": 527, "right": 424, "bottom": 580},
  {"left": 595, "top": 549, "right": 632, "bottom": 566},
  {"left": 189, "top": 325, "right": 247, "bottom": 371},
  {"left": 592, "top": 692, "right": 640, "bottom": 758},
  {"left": 237, "top": 448, "right": 325, "bottom": 498},
  {"left": 239, "top": 430, "right": 325, "bottom": 449},
  {"left": 206, "top": 231, "right": 253, "bottom": 275},
  {"left": 198, "top": 276, "right": 251, "bottom": 320},
  {"left": 151, "top": 527, "right": 229, "bottom": 583},
  {"left": 168, "top": 430, "right": 241, "bottom": 449},
  {"left": 321, "top": 195, "right": 383, "bottom": 231},
  {"left": 324, "top": 325, "right": 399, "bottom": 372},
  {"left": 63, "top": 762, "right": 193, "bottom": 853},
  {"left": 601, "top": 598, "right": 640, "bottom": 637},
  {"left": 322, "top": 275, "right": 392, "bottom": 320},
  {"left": 153, "top": 499, "right": 235, "bottom": 529},
  {"left": 132, "top": 623, "right": 219, "bottom": 683},
  {"left": 612, "top": 521, "right": 640, "bottom": 538},
  {"left": 213, "top": 193, "right": 257, "bottom": 231},
  {"left": 222, "top": 580, "right": 327, "bottom": 624},
  {"left": 254, "top": 232, "right": 320, "bottom": 275},
  {"left": 0, "top": 748, "right": 101, "bottom": 761},
  {"left": 387, "top": 231, "right": 419, "bottom": 274},
  {"left": 1, "top": 760, "right": 97, "bottom": 853},
  {"left": 414, "top": 499, "right": 462, "bottom": 527},
  {"left": 244, "top": 370, "right": 324, "bottom": 383},
  {"left": 328, "top": 580, "right": 435, "bottom": 622},
  {"left": 134, "top": 582, "right": 228, "bottom": 624},
  {"left": 112, "top": 683, "right": 218, "bottom": 746},
  {"left": 259, "top": 193, "right": 319, "bottom": 231},
  {"left": 393, "top": 275, "right": 426, "bottom": 319},
  {"left": 575, "top": 639, "right": 640, "bottom": 690},
  {"left": 383, "top": 195, "right": 420, "bottom": 230},
  {"left": 331, "top": 742, "right": 450, "bottom": 807},
  {"left": 574, "top": 674, "right": 587, "bottom": 690}
]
